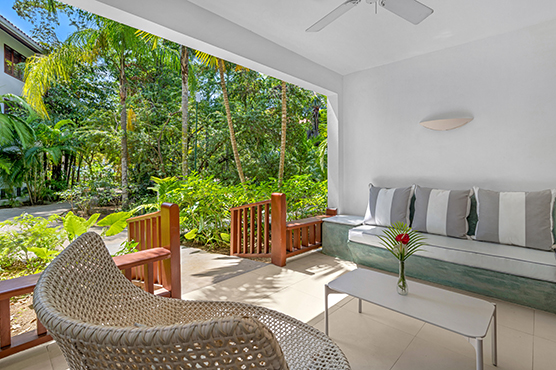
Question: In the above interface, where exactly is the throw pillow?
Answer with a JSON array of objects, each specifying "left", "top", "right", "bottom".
[
  {"left": 363, "top": 184, "right": 414, "bottom": 227},
  {"left": 412, "top": 186, "right": 473, "bottom": 238},
  {"left": 474, "top": 187, "right": 556, "bottom": 251}
]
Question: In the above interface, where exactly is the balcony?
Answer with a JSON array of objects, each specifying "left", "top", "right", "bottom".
[{"left": 1, "top": 246, "right": 555, "bottom": 370}]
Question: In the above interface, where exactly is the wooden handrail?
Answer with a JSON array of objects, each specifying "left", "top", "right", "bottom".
[{"left": 230, "top": 199, "right": 271, "bottom": 212}]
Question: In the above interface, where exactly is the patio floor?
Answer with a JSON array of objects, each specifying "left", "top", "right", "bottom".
[{"left": 1, "top": 250, "right": 555, "bottom": 370}]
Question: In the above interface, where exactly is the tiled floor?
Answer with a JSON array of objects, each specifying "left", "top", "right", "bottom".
[{"left": 2, "top": 250, "right": 556, "bottom": 370}]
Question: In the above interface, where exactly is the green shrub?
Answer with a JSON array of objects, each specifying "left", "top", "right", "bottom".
[
  {"left": 0, "top": 213, "right": 65, "bottom": 272},
  {"left": 57, "top": 162, "right": 120, "bottom": 215},
  {"left": 136, "top": 173, "right": 328, "bottom": 247}
]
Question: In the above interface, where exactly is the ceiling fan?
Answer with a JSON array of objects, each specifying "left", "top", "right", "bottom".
[{"left": 306, "top": 0, "right": 434, "bottom": 32}]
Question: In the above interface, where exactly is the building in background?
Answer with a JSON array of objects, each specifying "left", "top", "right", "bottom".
[{"left": 0, "top": 14, "right": 42, "bottom": 98}]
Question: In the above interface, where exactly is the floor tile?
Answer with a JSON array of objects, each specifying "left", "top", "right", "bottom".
[
  {"left": 534, "top": 309, "right": 556, "bottom": 342},
  {"left": 254, "top": 286, "right": 345, "bottom": 323},
  {"left": 391, "top": 337, "right": 497, "bottom": 370},
  {"left": 533, "top": 336, "right": 556, "bottom": 370},
  {"left": 313, "top": 306, "right": 415, "bottom": 370},
  {"left": 342, "top": 298, "right": 425, "bottom": 336},
  {"left": 46, "top": 343, "right": 68, "bottom": 370},
  {"left": 0, "top": 344, "right": 53, "bottom": 370},
  {"left": 289, "top": 265, "right": 351, "bottom": 297},
  {"left": 182, "top": 266, "right": 309, "bottom": 303},
  {"left": 495, "top": 300, "right": 535, "bottom": 335},
  {"left": 488, "top": 324, "right": 533, "bottom": 370}
]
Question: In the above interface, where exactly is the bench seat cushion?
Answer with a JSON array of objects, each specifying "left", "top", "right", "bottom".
[{"left": 349, "top": 225, "right": 556, "bottom": 283}]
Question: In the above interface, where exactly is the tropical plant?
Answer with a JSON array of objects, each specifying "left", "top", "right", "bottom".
[
  {"left": 62, "top": 211, "right": 100, "bottom": 242},
  {"left": 137, "top": 173, "right": 327, "bottom": 246},
  {"left": 0, "top": 94, "right": 79, "bottom": 205},
  {"left": 23, "top": 15, "right": 154, "bottom": 208},
  {"left": 0, "top": 213, "right": 64, "bottom": 270}
]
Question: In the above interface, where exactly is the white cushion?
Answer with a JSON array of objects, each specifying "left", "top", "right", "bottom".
[{"left": 349, "top": 225, "right": 556, "bottom": 283}]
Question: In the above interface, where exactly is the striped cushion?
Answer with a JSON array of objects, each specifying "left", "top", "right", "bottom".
[
  {"left": 363, "top": 185, "right": 414, "bottom": 227},
  {"left": 474, "top": 187, "right": 556, "bottom": 251},
  {"left": 412, "top": 186, "right": 473, "bottom": 238}
]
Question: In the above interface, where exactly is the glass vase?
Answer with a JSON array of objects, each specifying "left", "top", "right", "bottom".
[{"left": 397, "top": 260, "right": 408, "bottom": 295}]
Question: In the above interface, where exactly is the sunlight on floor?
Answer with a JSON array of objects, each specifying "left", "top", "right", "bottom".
[{"left": 1, "top": 250, "right": 555, "bottom": 370}]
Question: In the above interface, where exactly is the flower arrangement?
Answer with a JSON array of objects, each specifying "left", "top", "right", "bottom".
[{"left": 377, "top": 222, "right": 426, "bottom": 295}]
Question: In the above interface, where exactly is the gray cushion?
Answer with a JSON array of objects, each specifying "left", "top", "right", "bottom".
[
  {"left": 363, "top": 184, "right": 414, "bottom": 227},
  {"left": 474, "top": 187, "right": 556, "bottom": 251},
  {"left": 412, "top": 186, "right": 472, "bottom": 238}
]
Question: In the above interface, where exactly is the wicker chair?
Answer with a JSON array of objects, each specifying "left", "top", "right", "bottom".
[{"left": 34, "top": 232, "right": 350, "bottom": 370}]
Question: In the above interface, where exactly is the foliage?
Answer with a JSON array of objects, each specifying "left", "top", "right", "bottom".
[
  {"left": 97, "top": 211, "right": 133, "bottom": 236},
  {"left": 0, "top": 209, "right": 133, "bottom": 277},
  {"left": 57, "top": 161, "right": 120, "bottom": 214},
  {"left": 111, "top": 240, "right": 139, "bottom": 257},
  {"left": 0, "top": 94, "right": 79, "bottom": 205},
  {"left": 62, "top": 211, "right": 99, "bottom": 242},
  {"left": 0, "top": 213, "right": 64, "bottom": 271},
  {"left": 137, "top": 174, "right": 327, "bottom": 247},
  {"left": 377, "top": 222, "right": 427, "bottom": 262}
]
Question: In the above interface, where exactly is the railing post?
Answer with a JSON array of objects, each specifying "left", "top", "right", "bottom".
[
  {"left": 0, "top": 298, "right": 10, "bottom": 348},
  {"left": 161, "top": 203, "right": 182, "bottom": 299},
  {"left": 230, "top": 209, "right": 237, "bottom": 255},
  {"left": 271, "top": 193, "right": 287, "bottom": 267},
  {"left": 326, "top": 208, "right": 338, "bottom": 216}
]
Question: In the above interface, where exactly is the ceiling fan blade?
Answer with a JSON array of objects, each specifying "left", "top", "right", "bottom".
[
  {"left": 380, "top": 0, "right": 433, "bottom": 25},
  {"left": 306, "top": 0, "right": 361, "bottom": 32}
]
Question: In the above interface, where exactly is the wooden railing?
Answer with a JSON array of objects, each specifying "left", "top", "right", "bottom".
[
  {"left": 230, "top": 199, "right": 271, "bottom": 258},
  {"left": 126, "top": 202, "right": 181, "bottom": 298},
  {"left": 230, "top": 193, "right": 337, "bottom": 266},
  {"left": 0, "top": 203, "right": 181, "bottom": 359}
]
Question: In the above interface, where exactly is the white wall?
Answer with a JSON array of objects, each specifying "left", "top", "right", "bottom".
[
  {"left": 0, "top": 30, "right": 35, "bottom": 97},
  {"left": 340, "top": 18, "right": 556, "bottom": 215}
]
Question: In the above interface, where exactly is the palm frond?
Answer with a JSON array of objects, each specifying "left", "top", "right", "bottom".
[{"left": 378, "top": 221, "right": 427, "bottom": 261}]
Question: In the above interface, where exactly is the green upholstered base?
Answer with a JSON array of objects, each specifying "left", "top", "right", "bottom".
[{"left": 322, "top": 221, "right": 556, "bottom": 314}]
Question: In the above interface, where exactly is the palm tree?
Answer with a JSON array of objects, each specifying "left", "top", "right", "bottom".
[
  {"left": 195, "top": 51, "right": 246, "bottom": 183},
  {"left": 179, "top": 45, "right": 190, "bottom": 177},
  {"left": 0, "top": 94, "right": 78, "bottom": 204},
  {"left": 278, "top": 80, "right": 287, "bottom": 186},
  {"left": 23, "top": 16, "right": 151, "bottom": 208}
]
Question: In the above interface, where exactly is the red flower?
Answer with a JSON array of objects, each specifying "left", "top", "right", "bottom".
[{"left": 395, "top": 233, "right": 410, "bottom": 245}]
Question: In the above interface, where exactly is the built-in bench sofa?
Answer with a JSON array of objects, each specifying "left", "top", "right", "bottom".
[{"left": 322, "top": 187, "right": 556, "bottom": 314}]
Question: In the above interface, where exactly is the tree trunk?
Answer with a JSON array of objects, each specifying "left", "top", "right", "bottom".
[
  {"left": 180, "top": 45, "right": 189, "bottom": 177},
  {"left": 119, "top": 55, "right": 129, "bottom": 209},
  {"left": 278, "top": 80, "right": 287, "bottom": 187},
  {"left": 217, "top": 58, "right": 245, "bottom": 183}
]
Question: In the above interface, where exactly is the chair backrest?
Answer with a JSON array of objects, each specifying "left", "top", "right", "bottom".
[{"left": 34, "top": 232, "right": 290, "bottom": 370}]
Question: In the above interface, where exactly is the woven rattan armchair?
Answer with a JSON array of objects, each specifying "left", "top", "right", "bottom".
[{"left": 34, "top": 232, "right": 350, "bottom": 369}]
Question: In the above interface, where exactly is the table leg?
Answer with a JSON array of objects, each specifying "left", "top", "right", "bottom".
[
  {"left": 359, "top": 298, "right": 362, "bottom": 313},
  {"left": 325, "top": 284, "right": 329, "bottom": 336},
  {"left": 492, "top": 303, "right": 497, "bottom": 366},
  {"left": 475, "top": 338, "right": 484, "bottom": 370}
]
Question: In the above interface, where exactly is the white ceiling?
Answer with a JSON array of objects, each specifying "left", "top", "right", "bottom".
[{"left": 188, "top": 0, "right": 556, "bottom": 75}]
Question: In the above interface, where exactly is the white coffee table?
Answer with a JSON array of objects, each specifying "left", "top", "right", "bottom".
[{"left": 325, "top": 268, "right": 497, "bottom": 370}]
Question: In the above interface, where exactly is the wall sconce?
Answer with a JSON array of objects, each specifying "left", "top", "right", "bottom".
[{"left": 420, "top": 118, "right": 473, "bottom": 131}]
